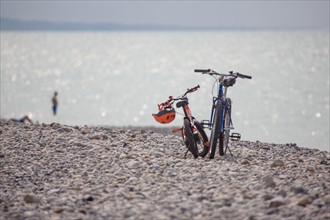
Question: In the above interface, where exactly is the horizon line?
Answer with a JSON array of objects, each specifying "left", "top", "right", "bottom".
[{"left": 1, "top": 17, "right": 328, "bottom": 31}]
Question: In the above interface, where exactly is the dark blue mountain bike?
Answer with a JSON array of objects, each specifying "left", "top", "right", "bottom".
[{"left": 195, "top": 69, "right": 252, "bottom": 159}]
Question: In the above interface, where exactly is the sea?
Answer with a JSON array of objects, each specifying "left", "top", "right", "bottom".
[{"left": 1, "top": 30, "right": 329, "bottom": 152}]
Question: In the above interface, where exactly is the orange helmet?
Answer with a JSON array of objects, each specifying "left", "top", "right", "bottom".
[{"left": 152, "top": 107, "right": 176, "bottom": 124}]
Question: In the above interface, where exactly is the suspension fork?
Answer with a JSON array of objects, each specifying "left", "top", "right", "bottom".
[
  {"left": 219, "top": 86, "right": 229, "bottom": 132},
  {"left": 210, "top": 100, "right": 227, "bottom": 132},
  {"left": 209, "top": 97, "right": 217, "bottom": 127},
  {"left": 209, "top": 82, "right": 226, "bottom": 130}
]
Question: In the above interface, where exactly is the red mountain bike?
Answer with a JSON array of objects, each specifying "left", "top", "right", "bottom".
[{"left": 152, "top": 85, "right": 209, "bottom": 158}]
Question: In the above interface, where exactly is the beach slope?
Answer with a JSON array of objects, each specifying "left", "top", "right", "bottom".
[{"left": 0, "top": 119, "right": 329, "bottom": 219}]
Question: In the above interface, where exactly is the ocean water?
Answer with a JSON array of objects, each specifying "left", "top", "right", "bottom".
[{"left": 1, "top": 30, "right": 329, "bottom": 151}]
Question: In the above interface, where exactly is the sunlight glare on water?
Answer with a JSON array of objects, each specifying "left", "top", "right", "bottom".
[{"left": 1, "top": 31, "right": 329, "bottom": 151}]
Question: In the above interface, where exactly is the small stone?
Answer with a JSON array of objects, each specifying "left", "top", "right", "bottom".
[
  {"left": 263, "top": 194, "right": 274, "bottom": 201},
  {"left": 126, "top": 160, "right": 140, "bottom": 169},
  {"left": 266, "top": 207, "right": 279, "bottom": 215},
  {"left": 320, "top": 160, "right": 329, "bottom": 165},
  {"left": 278, "top": 189, "right": 287, "bottom": 197},
  {"left": 79, "top": 210, "right": 87, "bottom": 215},
  {"left": 50, "top": 122, "right": 61, "bottom": 129},
  {"left": 306, "top": 166, "right": 315, "bottom": 172},
  {"left": 261, "top": 146, "right": 270, "bottom": 150},
  {"left": 271, "top": 160, "right": 285, "bottom": 167},
  {"left": 74, "top": 142, "right": 87, "bottom": 147},
  {"left": 90, "top": 135, "right": 102, "bottom": 140},
  {"left": 82, "top": 195, "right": 94, "bottom": 202},
  {"left": 101, "top": 135, "right": 108, "bottom": 140},
  {"left": 269, "top": 200, "right": 285, "bottom": 208},
  {"left": 263, "top": 175, "right": 276, "bottom": 188},
  {"left": 23, "top": 194, "right": 40, "bottom": 204},
  {"left": 297, "top": 197, "right": 312, "bottom": 207},
  {"left": 54, "top": 208, "right": 64, "bottom": 213},
  {"left": 241, "top": 159, "right": 250, "bottom": 165},
  {"left": 57, "top": 127, "right": 72, "bottom": 133},
  {"left": 291, "top": 186, "right": 307, "bottom": 194},
  {"left": 24, "top": 211, "right": 36, "bottom": 217}
]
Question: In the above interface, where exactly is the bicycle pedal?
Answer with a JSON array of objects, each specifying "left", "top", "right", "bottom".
[
  {"left": 201, "top": 120, "right": 211, "bottom": 128},
  {"left": 230, "top": 133, "right": 241, "bottom": 141}
]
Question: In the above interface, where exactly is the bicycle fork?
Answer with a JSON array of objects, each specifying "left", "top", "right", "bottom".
[{"left": 172, "top": 122, "right": 200, "bottom": 158}]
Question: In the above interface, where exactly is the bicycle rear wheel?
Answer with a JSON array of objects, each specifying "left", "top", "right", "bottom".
[
  {"left": 184, "top": 118, "right": 198, "bottom": 158},
  {"left": 193, "top": 120, "right": 209, "bottom": 157},
  {"left": 209, "top": 101, "right": 222, "bottom": 159}
]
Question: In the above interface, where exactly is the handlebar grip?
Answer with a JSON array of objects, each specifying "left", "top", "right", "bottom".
[
  {"left": 194, "top": 69, "right": 210, "bottom": 73},
  {"left": 237, "top": 73, "right": 252, "bottom": 79},
  {"left": 184, "top": 85, "right": 200, "bottom": 96}
]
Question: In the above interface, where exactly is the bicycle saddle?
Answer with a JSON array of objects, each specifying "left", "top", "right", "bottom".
[{"left": 176, "top": 100, "right": 189, "bottom": 108}]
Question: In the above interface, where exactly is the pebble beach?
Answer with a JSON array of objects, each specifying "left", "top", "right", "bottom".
[{"left": 0, "top": 119, "right": 329, "bottom": 220}]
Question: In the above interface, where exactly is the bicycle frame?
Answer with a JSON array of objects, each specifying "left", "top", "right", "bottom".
[{"left": 207, "top": 80, "right": 233, "bottom": 133}]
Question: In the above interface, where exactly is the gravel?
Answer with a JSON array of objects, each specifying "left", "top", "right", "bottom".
[{"left": 0, "top": 119, "right": 329, "bottom": 219}]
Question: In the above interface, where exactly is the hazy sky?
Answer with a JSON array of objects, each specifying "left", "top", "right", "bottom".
[{"left": 1, "top": 1, "right": 329, "bottom": 29}]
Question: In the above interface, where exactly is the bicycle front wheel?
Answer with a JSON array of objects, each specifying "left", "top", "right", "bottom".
[
  {"left": 209, "top": 101, "right": 222, "bottom": 159},
  {"left": 193, "top": 120, "right": 209, "bottom": 157},
  {"left": 184, "top": 118, "right": 198, "bottom": 158},
  {"left": 220, "top": 99, "right": 231, "bottom": 156}
]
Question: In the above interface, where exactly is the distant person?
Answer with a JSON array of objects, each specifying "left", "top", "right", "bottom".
[
  {"left": 52, "top": 91, "right": 58, "bottom": 115},
  {"left": 10, "top": 115, "right": 33, "bottom": 124}
]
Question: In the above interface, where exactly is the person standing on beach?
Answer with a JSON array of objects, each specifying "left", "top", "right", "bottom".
[{"left": 52, "top": 91, "right": 58, "bottom": 115}]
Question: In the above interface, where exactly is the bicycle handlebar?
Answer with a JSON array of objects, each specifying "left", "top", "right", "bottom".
[
  {"left": 194, "top": 69, "right": 211, "bottom": 73},
  {"left": 184, "top": 84, "right": 200, "bottom": 96},
  {"left": 237, "top": 73, "right": 252, "bottom": 79},
  {"left": 195, "top": 69, "right": 252, "bottom": 79},
  {"left": 157, "top": 85, "right": 200, "bottom": 110}
]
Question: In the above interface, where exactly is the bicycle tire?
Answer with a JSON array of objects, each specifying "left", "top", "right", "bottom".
[
  {"left": 220, "top": 99, "right": 231, "bottom": 156},
  {"left": 209, "top": 100, "right": 222, "bottom": 159},
  {"left": 184, "top": 118, "right": 198, "bottom": 158},
  {"left": 193, "top": 120, "right": 209, "bottom": 157}
]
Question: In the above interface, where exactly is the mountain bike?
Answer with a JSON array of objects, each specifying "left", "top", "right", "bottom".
[
  {"left": 152, "top": 85, "right": 209, "bottom": 158},
  {"left": 195, "top": 69, "right": 252, "bottom": 159}
]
